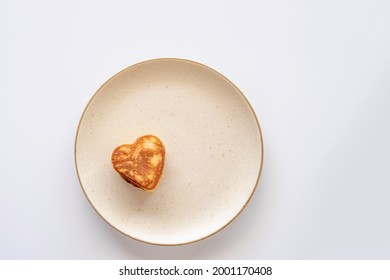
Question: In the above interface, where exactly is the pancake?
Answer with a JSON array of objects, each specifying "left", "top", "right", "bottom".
[{"left": 112, "top": 135, "right": 165, "bottom": 192}]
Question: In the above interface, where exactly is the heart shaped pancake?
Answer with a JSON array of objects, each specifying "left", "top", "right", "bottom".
[{"left": 111, "top": 135, "right": 165, "bottom": 192}]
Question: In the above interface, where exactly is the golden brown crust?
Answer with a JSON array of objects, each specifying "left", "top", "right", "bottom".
[{"left": 111, "top": 135, "right": 165, "bottom": 192}]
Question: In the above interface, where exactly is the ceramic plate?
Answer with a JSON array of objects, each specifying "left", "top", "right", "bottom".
[{"left": 75, "top": 58, "right": 263, "bottom": 245}]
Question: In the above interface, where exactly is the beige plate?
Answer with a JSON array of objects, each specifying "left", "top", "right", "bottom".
[{"left": 75, "top": 58, "right": 263, "bottom": 245}]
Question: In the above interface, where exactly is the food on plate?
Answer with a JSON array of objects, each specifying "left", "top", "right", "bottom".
[{"left": 111, "top": 135, "right": 165, "bottom": 192}]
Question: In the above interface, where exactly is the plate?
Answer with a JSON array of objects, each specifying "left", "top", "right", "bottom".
[{"left": 75, "top": 58, "right": 263, "bottom": 245}]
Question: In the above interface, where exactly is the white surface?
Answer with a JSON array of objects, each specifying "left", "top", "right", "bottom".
[
  {"left": 0, "top": 0, "right": 389, "bottom": 259},
  {"left": 76, "top": 59, "right": 262, "bottom": 245}
]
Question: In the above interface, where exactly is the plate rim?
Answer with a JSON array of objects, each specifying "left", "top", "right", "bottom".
[{"left": 74, "top": 57, "right": 264, "bottom": 246}]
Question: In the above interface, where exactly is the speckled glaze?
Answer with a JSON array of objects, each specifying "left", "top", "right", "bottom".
[{"left": 75, "top": 58, "right": 263, "bottom": 245}]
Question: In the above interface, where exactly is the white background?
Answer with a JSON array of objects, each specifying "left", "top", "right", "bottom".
[{"left": 1, "top": 0, "right": 389, "bottom": 259}]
